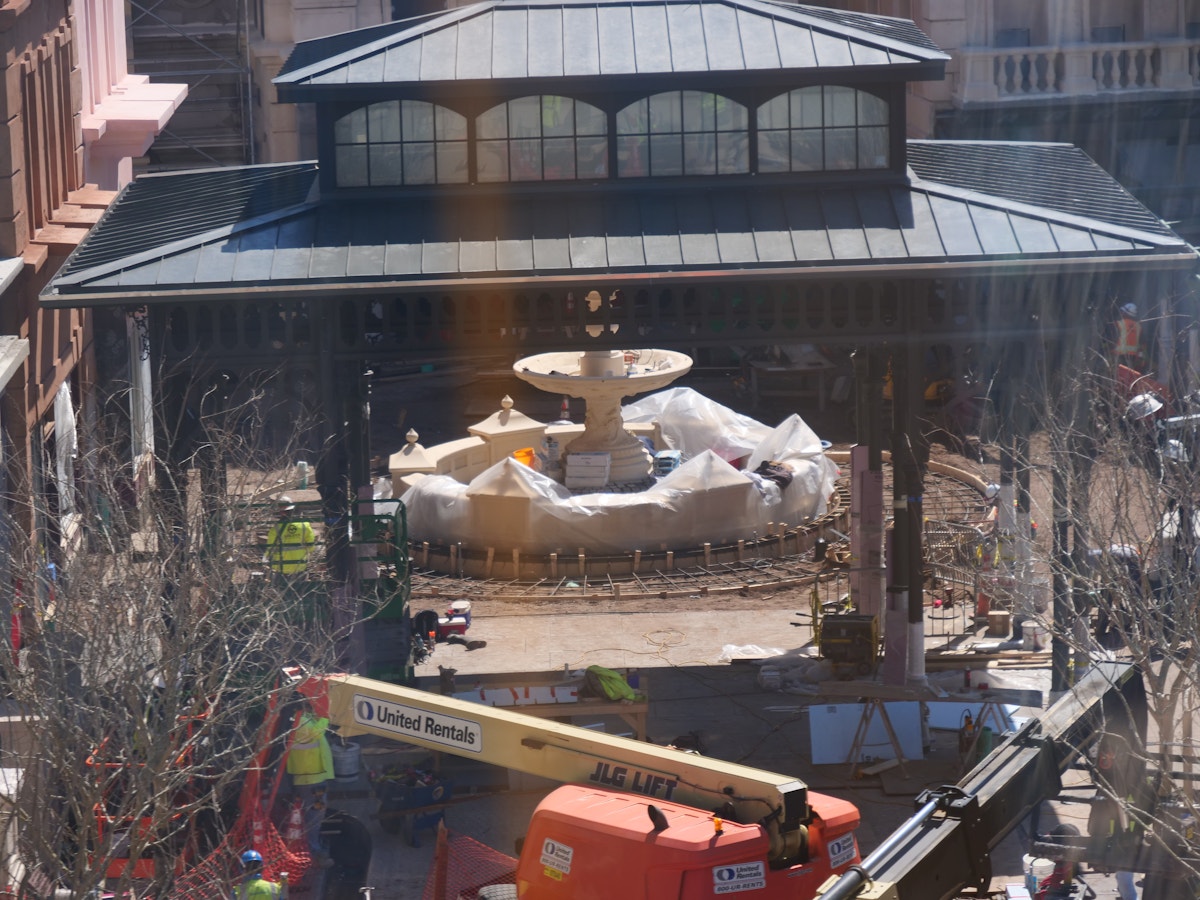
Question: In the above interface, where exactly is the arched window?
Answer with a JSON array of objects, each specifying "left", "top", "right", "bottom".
[
  {"left": 476, "top": 96, "right": 608, "bottom": 182},
  {"left": 617, "top": 91, "right": 748, "bottom": 177},
  {"left": 757, "top": 86, "right": 889, "bottom": 172},
  {"left": 334, "top": 100, "right": 468, "bottom": 187}
]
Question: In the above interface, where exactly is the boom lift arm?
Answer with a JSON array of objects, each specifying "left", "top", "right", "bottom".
[
  {"left": 817, "top": 661, "right": 1150, "bottom": 900},
  {"left": 287, "top": 668, "right": 818, "bottom": 863}
]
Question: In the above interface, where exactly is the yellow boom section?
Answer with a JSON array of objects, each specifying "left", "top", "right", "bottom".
[{"left": 304, "top": 671, "right": 809, "bottom": 847}]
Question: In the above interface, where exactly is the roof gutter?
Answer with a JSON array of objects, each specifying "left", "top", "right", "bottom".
[{"left": 38, "top": 249, "right": 1199, "bottom": 309}]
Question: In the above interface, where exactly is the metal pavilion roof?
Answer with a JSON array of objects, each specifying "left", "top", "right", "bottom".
[
  {"left": 273, "top": 0, "right": 948, "bottom": 97},
  {"left": 42, "top": 141, "right": 1195, "bottom": 306}
]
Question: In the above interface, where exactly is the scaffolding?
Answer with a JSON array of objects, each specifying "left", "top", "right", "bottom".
[{"left": 127, "top": 0, "right": 254, "bottom": 171}]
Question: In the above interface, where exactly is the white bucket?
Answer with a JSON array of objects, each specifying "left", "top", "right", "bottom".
[
  {"left": 331, "top": 740, "right": 362, "bottom": 783},
  {"left": 1023, "top": 854, "right": 1055, "bottom": 893},
  {"left": 1022, "top": 621, "right": 1048, "bottom": 652}
]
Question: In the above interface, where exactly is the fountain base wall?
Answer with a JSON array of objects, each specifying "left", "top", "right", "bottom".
[{"left": 409, "top": 480, "right": 849, "bottom": 579}]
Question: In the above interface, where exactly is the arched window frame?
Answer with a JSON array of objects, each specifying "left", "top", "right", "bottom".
[
  {"left": 475, "top": 95, "right": 608, "bottom": 183},
  {"left": 333, "top": 99, "right": 469, "bottom": 187},
  {"left": 756, "top": 85, "right": 890, "bottom": 173},
  {"left": 616, "top": 90, "right": 749, "bottom": 178}
]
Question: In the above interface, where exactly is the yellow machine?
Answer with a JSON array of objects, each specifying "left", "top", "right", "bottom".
[
  {"left": 286, "top": 664, "right": 1174, "bottom": 900},
  {"left": 289, "top": 667, "right": 859, "bottom": 898}
]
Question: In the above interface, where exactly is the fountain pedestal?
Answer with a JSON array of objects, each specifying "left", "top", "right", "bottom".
[{"left": 514, "top": 349, "right": 693, "bottom": 486}]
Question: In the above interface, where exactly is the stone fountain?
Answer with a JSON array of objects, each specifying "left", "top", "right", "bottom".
[
  {"left": 389, "top": 350, "right": 844, "bottom": 577},
  {"left": 513, "top": 348, "right": 692, "bottom": 486}
]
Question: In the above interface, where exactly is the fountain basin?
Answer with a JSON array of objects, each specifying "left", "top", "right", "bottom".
[{"left": 396, "top": 388, "right": 839, "bottom": 572}]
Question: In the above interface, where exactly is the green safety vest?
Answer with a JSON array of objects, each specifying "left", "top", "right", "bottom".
[
  {"left": 266, "top": 521, "right": 315, "bottom": 574},
  {"left": 238, "top": 876, "right": 283, "bottom": 900},
  {"left": 287, "top": 713, "right": 334, "bottom": 786}
]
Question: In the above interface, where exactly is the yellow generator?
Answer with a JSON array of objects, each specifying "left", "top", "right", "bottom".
[{"left": 819, "top": 614, "right": 879, "bottom": 676}]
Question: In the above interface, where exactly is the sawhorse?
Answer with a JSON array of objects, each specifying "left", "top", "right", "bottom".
[{"left": 846, "top": 699, "right": 909, "bottom": 779}]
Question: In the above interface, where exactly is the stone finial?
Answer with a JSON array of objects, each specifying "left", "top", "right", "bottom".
[
  {"left": 501, "top": 395, "right": 514, "bottom": 410},
  {"left": 406, "top": 428, "right": 420, "bottom": 446}
]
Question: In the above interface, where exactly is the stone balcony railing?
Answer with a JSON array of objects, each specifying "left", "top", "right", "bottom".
[{"left": 957, "top": 39, "right": 1199, "bottom": 103}]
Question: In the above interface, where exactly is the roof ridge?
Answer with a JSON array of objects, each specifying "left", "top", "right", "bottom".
[{"left": 275, "top": 0, "right": 946, "bottom": 88}]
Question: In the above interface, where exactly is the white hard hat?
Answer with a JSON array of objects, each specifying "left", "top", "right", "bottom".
[
  {"left": 1120, "top": 302, "right": 1137, "bottom": 317},
  {"left": 984, "top": 483, "right": 1000, "bottom": 501},
  {"left": 1162, "top": 438, "right": 1189, "bottom": 464},
  {"left": 277, "top": 495, "right": 296, "bottom": 511},
  {"left": 1127, "top": 393, "right": 1163, "bottom": 420}
]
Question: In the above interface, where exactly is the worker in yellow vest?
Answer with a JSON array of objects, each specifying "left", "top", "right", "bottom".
[
  {"left": 236, "top": 850, "right": 287, "bottom": 900},
  {"left": 286, "top": 707, "right": 335, "bottom": 867},
  {"left": 265, "top": 497, "right": 316, "bottom": 581},
  {"left": 1114, "top": 302, "right": 1145, "bottom": 369}
]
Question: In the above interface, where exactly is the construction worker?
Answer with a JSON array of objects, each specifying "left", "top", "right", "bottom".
[
  {"left": 286, "top": 705, "right": 335, "bottom": 867},
  {"left": 236, "top": 850, "right": 287, "bottom": 900},
  {"left": 1113, "top": 302, "right": 1145, "bottom": 369},
  {"left": 265, "top": 497, "right": 316, "bottom": 582}
]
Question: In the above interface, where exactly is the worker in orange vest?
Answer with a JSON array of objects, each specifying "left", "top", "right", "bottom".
[{"left": 1114, "top": 302, "right": 1144, "bottom": 369}]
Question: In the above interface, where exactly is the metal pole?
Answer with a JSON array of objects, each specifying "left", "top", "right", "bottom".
[
  {"left": 1051, "top": 462, "right": 1071, "bottom": 694},
  {"left": 816, "top": 798, "right": 942, "bottom": 900}
]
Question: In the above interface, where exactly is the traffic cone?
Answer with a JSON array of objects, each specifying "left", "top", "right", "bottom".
[{"left": 284, "top": 798, "right": 306, "bottom": 853}]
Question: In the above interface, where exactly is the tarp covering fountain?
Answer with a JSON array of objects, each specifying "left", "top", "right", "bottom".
[{"left": 399, "top": 349, "right": 839, "bottom": 554}]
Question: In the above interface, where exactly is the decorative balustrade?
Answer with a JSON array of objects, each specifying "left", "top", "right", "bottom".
[{"left": 958, "top": 39, "right": 1199, "bottom": 103}]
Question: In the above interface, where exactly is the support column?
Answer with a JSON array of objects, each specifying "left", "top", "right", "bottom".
[
  {"left": 851, "top": 350, "right": 885, "bottom": 619},
  {"left": 883, "top": 345, "right": 910, "bottom": 685},
  {"left": 902, "top": 339, "right": 926, "bottom": 688},
  {"left": 316, "top": 304, "right": 355, "bottom": 591},
  {"left": 1051, "top": 461, "right": 1071, "bottom": 694}
]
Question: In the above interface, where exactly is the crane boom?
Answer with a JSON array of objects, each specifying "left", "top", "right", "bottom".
[
  {"left": 816, "top": 661, "right": 1149, "bottom": 900},
  {"left": 289, "top": 669, "right": 814, "bottom": 859}
]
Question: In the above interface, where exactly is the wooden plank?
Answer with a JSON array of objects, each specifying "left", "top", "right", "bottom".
[
  {"left": 816, "top": 680, "right": 1042, "bottom": 708},
  {"left": 859, "top": 757, "right": 900, "bottom": 776}
]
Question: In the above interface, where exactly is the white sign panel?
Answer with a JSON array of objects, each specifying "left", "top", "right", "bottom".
[
  {"left": 712, "top": 861, "right": 766, "bottom": 894},
  {"left": 808, "top": 703, "right": 924, "bottom": 764},
  {"left": 540, "top": 838, "right": 573, "bottom": 875},
  {"left": 352, "top": 693, "right": 482, "bottom": 752},
  {"left": 827, "top": 833, "right": 857, "bottom": 869}
]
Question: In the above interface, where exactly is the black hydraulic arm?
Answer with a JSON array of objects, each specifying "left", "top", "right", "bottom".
[{"left": 817, "top": 662, "right": 1147, "bottom": 900}]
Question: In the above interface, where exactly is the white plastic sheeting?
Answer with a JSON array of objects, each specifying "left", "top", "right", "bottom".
[{"left": 400, "top": 388, "right": 839, "bottom": 555}]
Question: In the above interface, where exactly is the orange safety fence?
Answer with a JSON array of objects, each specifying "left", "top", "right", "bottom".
[
  {"left": 421, "top": 828, "right": 517, "bottom": 900},
  {"left": 169, "top": 677, "right": 313, "bottom": 899},
  {"left": 168, "top": 800, "right": 311, "bottom": 900}
]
